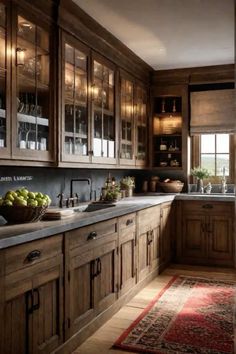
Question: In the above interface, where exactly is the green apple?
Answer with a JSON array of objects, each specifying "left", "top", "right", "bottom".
[
  {"left": 5, "top": 193, "right": 15, "bottom": 202},
  {"left": 18, "top": 188, "right": 29, "bottom": 199},
  {"left": 3, "top": 200, "right": 13, "bottom": 206},
  {"left": 27, "top": 199, "right": 38, "bottom": 207},
  {"left": 36, "top": 198, "right": 47, "bottom": 207},
  {"left": 28, "top": 192, "right": 36, "bottom": 199},
  {"left": 13, "top": 197, "right": 27, "bottom": 206},
  {"left": 36, "top": 192, "right": 44, "bottom": 199}
]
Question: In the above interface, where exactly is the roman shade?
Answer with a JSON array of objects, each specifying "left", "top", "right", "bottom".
[{"left": 190, "top": 89, "right": 235, "bottom": 134}]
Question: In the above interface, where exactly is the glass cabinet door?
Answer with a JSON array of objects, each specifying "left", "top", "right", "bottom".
[
  {"left": 120, "top": 77, "right": 134, "bottom": 163},
  {"left": 63, "top": 40, "right": 89, "bottom": 161},
  {"left": 135, "top": 85, "right": 147, "bottom": 164},
  {"left": 16, "top": 15, "right": 50, "bottom": 154},
  {"left": 0, "top": 2, "right": 8, "bottom": 154},
  {"left": 92, "top": 58, "right": 115, "bottom": 161}
]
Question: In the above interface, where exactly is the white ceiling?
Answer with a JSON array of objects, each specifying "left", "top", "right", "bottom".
[{"left": 72, "top": 0, "right": 234, "bottom": 70}]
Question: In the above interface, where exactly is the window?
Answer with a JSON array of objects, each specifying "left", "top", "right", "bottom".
[
  {"left": 200, "top": 134, "right": 229, "bottom": 176},
  {"left": 191, "top": 133, "right": 235, "bottom": 182}
]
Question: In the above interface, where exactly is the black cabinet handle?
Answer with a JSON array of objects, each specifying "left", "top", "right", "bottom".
[
  {"left": 202, "top": 204, "right": 213, "bottom": 209},
  {"left": 126, "top": 219, "right": 133, "bottom": 226},
  {"left": 26, "top": 289, "right": 40, "bottom": 314},
  {"left": 87, "top": 231, "right": 97, "bottom": 240},
  {"left": 27, "top": 250, "right": 41, "bottom": 262}
]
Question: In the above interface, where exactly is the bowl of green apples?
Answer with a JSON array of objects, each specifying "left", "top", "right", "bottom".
[{"left": 0, "top": 188, "right": 51, "bottom": 224}]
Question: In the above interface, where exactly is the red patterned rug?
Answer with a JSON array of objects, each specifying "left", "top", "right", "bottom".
[{"left": 113, "top": 276, "right": 236, "bottom": 354}]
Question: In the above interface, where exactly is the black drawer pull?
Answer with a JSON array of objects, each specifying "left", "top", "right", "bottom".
[
  {"left": 202, "top": 204, "right": 213, "bottom": 209},
  {"left": 87, "top": 231, "right": 97, "bottom": 240},
  {"left": 27, "top": 250, "right": 41, "bottom": 262},
  {"left": 126, "top": 219, "right": 133, "bottom": 226}
]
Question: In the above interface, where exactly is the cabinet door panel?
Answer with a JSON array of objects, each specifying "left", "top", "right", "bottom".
[
  {"left": 32, "top": 263, "right": 63, "bottom": 354},
  {"left": 69, "top": 253, "right": 94, "bottom": 335},
  {"left": 208, "top": 216, "right": 233, "bottom": 263},
  {"left": 182, "top": 215, "right": 206, "bottom": 259},
  {"left": 160, "top": 204, "right": 172, "bottom": 266},
  {"left": 4, "top": 294, "right": 27, "bottom": 354},
  {"left": 137, "top": 232, "right": 149, "bottom": 282},
  {"left": 150, "top": 225, "right": 160, "bottom": 271},
  {"left": 94, "top": 243, "right": 117, "bottom": 314},
  {"left": 120, "top": 237, "right": 136, "bottom": 295}
]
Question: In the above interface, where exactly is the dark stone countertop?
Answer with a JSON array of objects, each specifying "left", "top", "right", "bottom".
[
  {"left": 0, "top": 195, "right": 175, "bottom": 250},
  {"left": 0, "top": 193, "right": 234, "bottom": 250}
]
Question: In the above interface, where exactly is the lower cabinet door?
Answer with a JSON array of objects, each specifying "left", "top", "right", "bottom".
[
  {"left": 208, "top": 215, "right": 234, "bottom": 265},
  {"left": 69, "top": 249, "right": 96, "bottom": 336},
  {"left": 31, "top": 263, "right": 64, "bottom": 354},
  {"left": 149, "top": 225, "right": 161, "bottom": 271},
  {"left": 119, "top": 231, "right": 136, "bottom": 296},
  {"left": 181, "top": 214, "right": 206, "bottom": 261},
  {"left": 94, "top": 239, "right": 117, "bottom": 314},
  {"left": 137, "top": 231, "right": 150, "bottom": 282},
  {"left": 4, "top": 293, "right": 28, "bottom": 354},
  {"left": 160, "top": 203, "right": 172, "bottom": 267},
  {"left": 3, "top": 259, "right": 63, "bottom": 354}
]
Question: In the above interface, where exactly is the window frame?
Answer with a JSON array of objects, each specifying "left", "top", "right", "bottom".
[{"left": 191, "top": 134, "right": 235, "bottom": 183}]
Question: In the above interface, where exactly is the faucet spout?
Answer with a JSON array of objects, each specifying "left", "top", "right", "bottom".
[{"left": 70, "top": 178, "right": 92, "bottom": 200}]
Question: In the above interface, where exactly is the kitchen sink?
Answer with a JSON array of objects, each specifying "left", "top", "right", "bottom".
[{"left": 73, "top": 203, "right": 116, "bottom": 213}]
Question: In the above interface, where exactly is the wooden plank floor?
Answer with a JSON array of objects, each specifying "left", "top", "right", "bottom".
[{"left": 73, "top": 264, "right": 236, "bottom": 354}]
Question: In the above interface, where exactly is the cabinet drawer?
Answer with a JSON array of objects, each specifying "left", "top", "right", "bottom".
[
  {"left": 119, "top": 213, "right": 136, "bottom": 233},
  {"left": 182, "top": 201, "right": 233, "bottom": 215},
  {"left": 68, "top": 218, "right": 117, "bottom": 250},
  {"left": 4, "top": 234, "right": 63, "bottom": 275},
  {"left": 137, "top": 205, "right": 160, "bottom": 234}
]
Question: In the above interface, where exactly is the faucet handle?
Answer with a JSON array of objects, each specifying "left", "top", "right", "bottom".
[{"left": 57, "top": 193, "right": 64, "bottom": 208}]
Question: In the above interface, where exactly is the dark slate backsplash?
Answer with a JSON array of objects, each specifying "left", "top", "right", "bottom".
[{"left": 0, "top": 166, "right": 186, "bottom": 206}]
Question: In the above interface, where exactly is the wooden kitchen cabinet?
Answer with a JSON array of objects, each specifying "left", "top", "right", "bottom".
[
  {"left": 137, "top": 205, "right": 161, "bottom": 282},
  {"left": 118, "top": 213, "right": 136, "bottom": 296},
  {"left": 119, "top": 70, "right": 148, "bottom": 167},
  {"left": 2, "top": 234, "right": 64, "bottom": 354},
  {"left": 65, "top": 218, "right": 118, "bottom": 339},
  {"left": 61, "top": 32, "right": 90, "bottom": 164},
  {"left": 176, "top": 201, "right": 235, "bottom": 267}
]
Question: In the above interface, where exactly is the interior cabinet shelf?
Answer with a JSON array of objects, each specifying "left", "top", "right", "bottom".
[
  {"left": 152, "top": 96, "right": 183, "bottom": 169},
  {"left": 17, "top": 113, "right": 49, "bottom": 126}
]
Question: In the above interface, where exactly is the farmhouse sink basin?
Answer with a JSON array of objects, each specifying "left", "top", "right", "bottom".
[{"left": 73, "top": 203, "right": 116, "bottom": 213}]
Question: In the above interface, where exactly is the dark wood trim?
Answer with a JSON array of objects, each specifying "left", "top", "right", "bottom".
[
  {"left": 58, "top": 0, "right": 152, "bottom": 84},
  {"left": 152, "top": 64, "right": 235, "bottom": 86},
  {"left": 12, "top": 0, "right": 58, "bottom": 26}
]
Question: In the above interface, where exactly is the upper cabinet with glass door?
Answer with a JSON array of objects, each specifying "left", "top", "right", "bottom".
[
  {"left": 120, "top": 74, "right": 135, "bottom": 166},
  {"left": 13, "top": 13, "right": 53, "bottom": 161},
  {"left": 92, "top": 55, "right": 116, "bottom": 164},
  {"left": 61, "top": 34, "right": 89, "bottom": 163},
  {"left": 0, "top": 1, "right": 10, "bottom": 158},
  {"left": 135, "top": 84, "right": 148, "bottom": 166}
]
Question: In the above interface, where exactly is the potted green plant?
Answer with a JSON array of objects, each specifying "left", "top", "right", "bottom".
[
  {"left": 191, "top": 166, "right": 211, "bottom": 193},
  {"left": 120, "top": 176, "right": 135, "bottom": 197}
]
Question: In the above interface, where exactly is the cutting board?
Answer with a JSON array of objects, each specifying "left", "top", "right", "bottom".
[{"left": 43, "top": 208, "right": 75, "bottom": 220}]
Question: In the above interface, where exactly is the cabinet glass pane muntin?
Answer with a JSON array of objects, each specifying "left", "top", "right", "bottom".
[
  {"left": 64, "top": 42, "right": 88, "bottom": 156},
  {"left": 136, "top": 86, "right": 147, "bottom": 160},
  {"left": 93, "top": 60, "right": 115, "bottom": 158},
  {"left": 120, "top": 77, "right": 133, "bottom": 159},
  {"left": 17, "top": 16, "right": 50, "bottom": 151},
  {"left": 0, "top": 3, "right": 6, "bottom": 148}
]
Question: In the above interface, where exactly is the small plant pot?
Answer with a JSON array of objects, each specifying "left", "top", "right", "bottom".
[{"left": 125, "top": 187, "right": 133, "bottom": 197}]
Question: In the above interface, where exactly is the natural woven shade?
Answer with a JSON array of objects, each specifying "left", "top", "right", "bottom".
[{"left": 190, "top": 89, "right": 235, "bottom": 134}]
